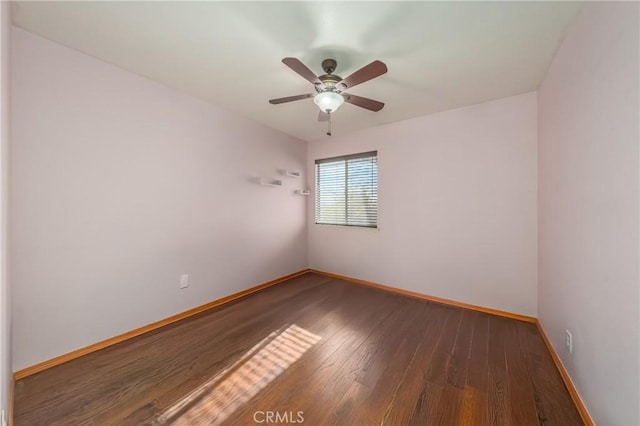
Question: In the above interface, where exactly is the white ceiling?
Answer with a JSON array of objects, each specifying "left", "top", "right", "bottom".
[{"left": 12, "top": 1, "right": 581, "bottom": 142}]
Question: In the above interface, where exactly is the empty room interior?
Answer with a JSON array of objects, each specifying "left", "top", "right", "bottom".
[{"left": 0, "top": 1, "right": 638, "bottom": 425}]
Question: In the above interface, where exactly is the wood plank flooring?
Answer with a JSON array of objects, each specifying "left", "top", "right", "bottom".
[{"left": 13, "top": 273, "right": 583, "bottom": 425}]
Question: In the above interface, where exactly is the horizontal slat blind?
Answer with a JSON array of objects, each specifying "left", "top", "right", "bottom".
[{"left": 315, "top": 151, "right": 377, "bottom": 228}]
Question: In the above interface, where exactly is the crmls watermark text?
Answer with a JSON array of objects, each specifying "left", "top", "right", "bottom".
[{"left": 253, "top": 411, "right": 305, "bottom": 424}]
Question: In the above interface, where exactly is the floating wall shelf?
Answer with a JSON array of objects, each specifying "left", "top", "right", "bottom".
[
  {"left": 282, "top": 170, "right": 301, "bottom": 178},
  {"left": 295, "top": 190, "right": 311, "bottom": 196},
  {"left": 259, "top": 178, "right": 283, "bottom": 187}
]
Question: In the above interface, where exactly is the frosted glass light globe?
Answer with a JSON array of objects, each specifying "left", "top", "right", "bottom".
[{"left": 314, "top": 91, "right": 344, "bottom": 113}]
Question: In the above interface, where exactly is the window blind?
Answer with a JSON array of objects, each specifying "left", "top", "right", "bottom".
[{"left": 315, "top": 151, "right": 378, "bottom": 228}]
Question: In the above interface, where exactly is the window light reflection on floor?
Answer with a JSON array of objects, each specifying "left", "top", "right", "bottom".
[{"left": 156, "top": 324, "right": 321, "bottom": 425}]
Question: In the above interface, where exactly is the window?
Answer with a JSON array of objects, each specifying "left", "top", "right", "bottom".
[{"left": 315, "top": 151, "right": 378, "bottom": 228}]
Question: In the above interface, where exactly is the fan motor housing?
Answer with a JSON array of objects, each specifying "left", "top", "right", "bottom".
[
  {"left": 318, "top": 73, "right": 343, "bottom": 86},
  {"left": 318, "top": 58, "right": 343, "bottom": 88}
]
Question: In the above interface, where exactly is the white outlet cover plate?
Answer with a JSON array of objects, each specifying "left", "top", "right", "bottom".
[{"left": 180, "top": 274, "right": 189, "bottom": 289}]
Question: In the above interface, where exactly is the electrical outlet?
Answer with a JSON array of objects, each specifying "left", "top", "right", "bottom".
[
  {"left": 180, "top": 274, "right": 189, "bottom": 289},
  {"left": 565, "top": 330, "right": 573, "bottom": 354}
]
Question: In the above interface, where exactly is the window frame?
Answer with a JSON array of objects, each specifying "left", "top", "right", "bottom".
[{"left": 314, "top": 150, "right": 378, "bottom": 229}]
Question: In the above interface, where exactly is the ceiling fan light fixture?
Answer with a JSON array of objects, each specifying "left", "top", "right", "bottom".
[{"left": 313, "top": 91, "right": 344, "bottom": 113}]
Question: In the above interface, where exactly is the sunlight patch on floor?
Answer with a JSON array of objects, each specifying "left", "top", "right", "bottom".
[{"left": 156, "top": 324, "right": 321, "bottom": 425}]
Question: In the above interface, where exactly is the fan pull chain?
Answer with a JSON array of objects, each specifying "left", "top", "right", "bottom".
[{"left": 326, "top": 110, "right": 332, "bottom": 136}]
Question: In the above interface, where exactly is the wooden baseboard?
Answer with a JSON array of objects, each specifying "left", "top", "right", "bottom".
[
  {"left": 310, "top": 269, "right": 537, "bottom": 323},
  {"left": 535, "top": 320, "right": 595, "bottom": 426},
  {"left": 7, "top": 375, "right": 14, "bottom": 426},
  {"left": 13, "top": 269, "right": 311, "bottom": 380}
]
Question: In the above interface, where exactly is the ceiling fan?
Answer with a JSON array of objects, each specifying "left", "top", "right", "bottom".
[{"left": 269, "top": 57, "right": 388, "bottom": 135}]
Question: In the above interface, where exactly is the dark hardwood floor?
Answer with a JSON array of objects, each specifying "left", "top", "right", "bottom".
[{"left": 13, "top": 273, "right": 583, "bottom": 425}]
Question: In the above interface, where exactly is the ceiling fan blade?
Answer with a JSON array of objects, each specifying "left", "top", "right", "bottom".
[
  {"left": 343, "top": 93, "right": 385, "bottom": 112},
  {"left": 318, "top": 110, "right": 330, "bottom": 122},
  {"left": 340, "top": 60, "right": 387, "bottom": 89},
  {"left": 269, "top": 94, "right": 314, "bottom": 104},
  {"left": 282, "top": 58, "right": 321, "bottom": 85}
]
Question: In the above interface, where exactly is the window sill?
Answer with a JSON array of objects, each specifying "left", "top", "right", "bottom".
[{"left": 314, "top": 223, "right": 379, "bottom": 231}]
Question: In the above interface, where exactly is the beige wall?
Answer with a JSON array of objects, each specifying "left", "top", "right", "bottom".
[
  {"left": 538, "top": 2, "right": 639, "bottom": 424},
  {"left": 308, "top": 92, "right": 538, "bottom": 316},
  {"left": 11, "top": 28, "right": 308, "bottom": 370}
]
